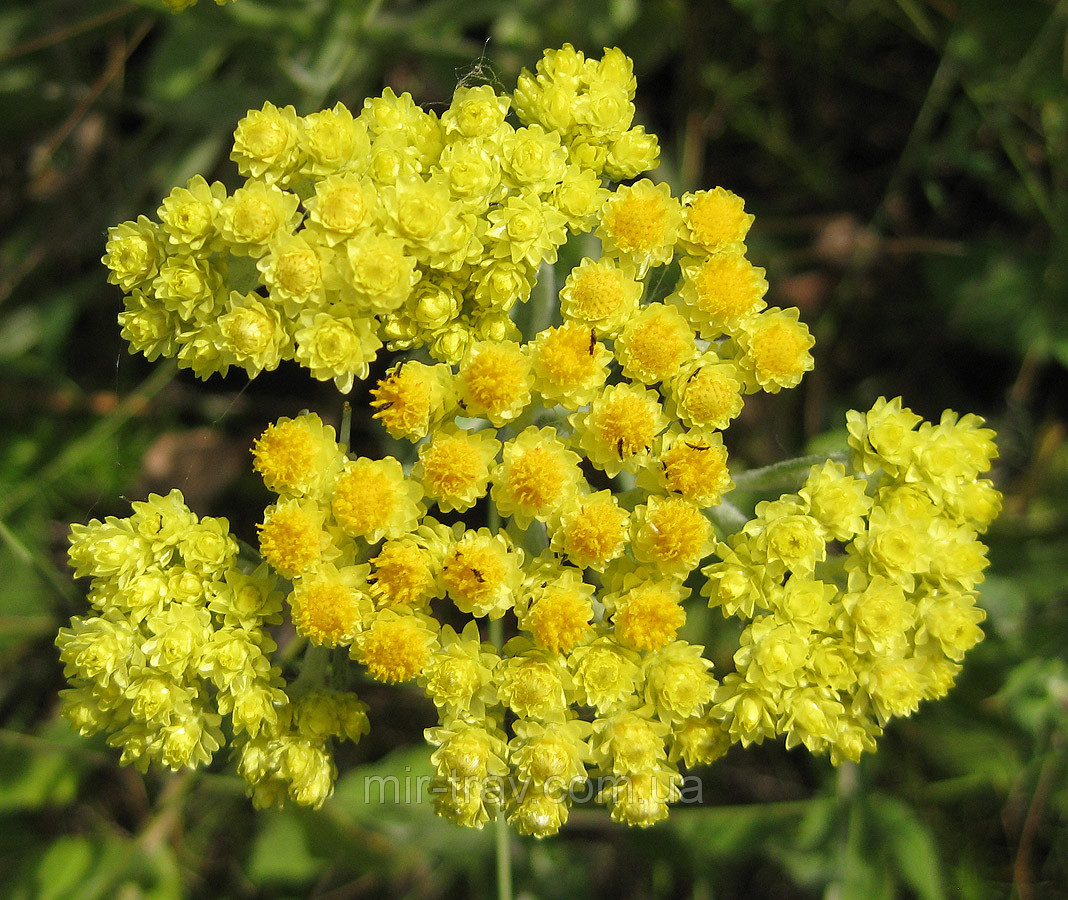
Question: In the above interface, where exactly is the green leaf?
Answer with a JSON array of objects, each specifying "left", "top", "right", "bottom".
[
  {"left": 0, "top": 732, "right": 82, "bottom": 812},
  {"left": 869, "top": 794, "right": 946, "bottom": 900},
  {"left": 246, "top": 811, "right": 323, "bottom": 886},
  {"left": 145, "top": 22, "right": 229, "bottom": 102},
  {"left": 33, "top": 837, "right": 94, "bottom": 900}
]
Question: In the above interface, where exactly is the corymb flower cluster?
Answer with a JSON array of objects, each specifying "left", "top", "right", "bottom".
[
  {"left": 65, "top": 45, "right": 1000, "bottom": 837},
  {"left": 58, "top": 490, "right": 369, "bottom": 807},
  {"left": 105, "top": 45, "right": 661, "bottom": 391}
]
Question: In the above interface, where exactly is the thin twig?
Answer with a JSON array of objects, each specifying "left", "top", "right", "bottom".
[{"left": 0, "top": 3, "right": 135, "bottom": 63}]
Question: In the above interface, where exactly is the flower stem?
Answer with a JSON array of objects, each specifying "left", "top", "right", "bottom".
[
  {"left": 340, "top": 400, "right": 352, "bottom": 451},
  {"left": 730, "top": 450, "right": 849, "bottom": 494},
  {"left": 495, "top": 806, "right": 513, "bottom": 900},
  {"left": 486, "top": 495, "right": 513, "bottom": 900}
]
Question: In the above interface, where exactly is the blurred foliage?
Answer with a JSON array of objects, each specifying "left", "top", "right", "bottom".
[{"left": 1, "top": 0, "right": 1066, "bottom": 897}]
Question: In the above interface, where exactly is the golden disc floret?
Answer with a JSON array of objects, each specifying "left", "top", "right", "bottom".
[
  {"left": 252, "top": 413, "right": 342, "bottom": 499},
  {"left": 290, "top": 565, "right": 373, "bottom": 646},
  {"left": 331, "top": 457, "right": 424, "bottom": 543}
]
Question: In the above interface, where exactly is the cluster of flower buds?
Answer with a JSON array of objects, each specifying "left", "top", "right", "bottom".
[
  {"left": 104, "top": 45, "right": 661, "bottom": 390},
  {"left": 705, "top": 399, "right": 999, "bottom": 762},
  {"left": 59, "top": 490, "right": 368, "bottom": 808}
]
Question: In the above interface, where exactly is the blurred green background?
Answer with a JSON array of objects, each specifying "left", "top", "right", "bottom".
[{"left": 2, "top": 0, "right": 1067, "bottom": 897}]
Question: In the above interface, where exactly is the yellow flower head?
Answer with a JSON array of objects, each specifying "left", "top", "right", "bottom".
[
  {"left": 604, "top": 125, "right": 661, "bottom": 180},
  {"left": 303, "top": 173, "right": 378, "bottom": 243},
  {"left": 370, "top": 360, "right": 455, "bottom": 442},
  {"left": 356, "top": 610, "right": 439, "bottom": 683},
  {"left": 840, "top": 574, "right": 916, "bottom": 657},
  {"left": 289, "top": 564, "right": 373, "bottom": 647},
  {"left": 486, "top": 194, "right": 569, "bottom": 268},
  {"left": 331, "top": 457, "right": 425, "bottom": 544},
  {"left": 669, "top": 715, "right": 732, "bottom": 768},
  {"left": 592, "top": 708, "right": 669, "bottom": 774},
  {"left": 558, "top": 256, "right": 642, "bottom": 336},
  {"left": 119, "top": 291, "right": 178, "bottom": 362},
  {"left": 257, "top": 229, "right": 329, "bottom": 313},
  {"left": 217, "top": 292, "right": 288, "bottom": 377},
  {"left": 735, "top": 307, "right": 815, "bottom": 393},
  {"left": 640, "top": 429, "right": 734, "bottom": 508},
  {"left": 158, "top": 175, "right": 226, "bottom": 252},
  {"left": 669, "top": 356, "right": 745, "bottom": 431},
  {"left": 294, "top": 313, "right": 383, "bottom": 393},
  {"left": 548, "top": 489, "right": 630, "bottom": 572},
  {"left": 602, "top": 767, "right": 680, "bottom": 827},
  {"left": 644, "top": 641, "right": 716, "bottom": 723},
  {"left": 442, "top": 85, "right": 511, "bottom": 140},
  {"left": 507, "top": 786, "right": 571, "bottom": 839},
  {"left": 457, "top": 340, "right": 533, "bottom": 426},
  {"left": 568, "top": 637, "right": 642, "bottom": 713},
  {"left": 676, "top": 251, "right": 768, "bottom": 337},
  {"left": 597, "top": 179, "right": 682, "bottom": 271},
  {"left": 747, "top": 503, "right": 827, "bottom": 577},
  {"left": 341, "top": 231, "right": 419, "bottom": 314},
  {"left": 491, "top": 426, "right": 584, "bottom": 528},
  {"left": 415, "top": 425, "right": 500, "bottom": 513},
  {"left": 382, "top": 174, "right": 464, "bottom": 263},
  {"left": 428, "top": 719, "right": 509, "bottom": 781},
  {"left": 569, "top": 383, "right": 666, "bottom": 477},
  {"left": 501, "top": 124, "right": 568, "bottom": 193},
  {"left": 299, "top": 102, "right": 370, "bottom": 178},
  {"left": 252, "top": 413, "right": 342, "bottom": 499},
  {"left": 863, "top": 657, "right": 927, "bottom": 724},
  {"left": 499, "top": 638, "right": 570, "bottom": 719},
  {"left": 257, "top": 500, "right": 334, "bottom": 578},
  {"left": 518, "top": 567, "right": 595, "bottom": 654},
  {"left": 530, "top": 322, "right": 612, "bottom": 408},
  {"left": 471, "top": 259, "right": 535, "bottom": 311},
  {"left": 153, "top": 253, "right": 221, "bottom": 321},
  {"left": 847, "top": 397, "right": 925, "bottom": 477},
  {"left": 103, "top": 217, "right": 164, "bottom": 292},
  {"left": 231, "top": 102, "right": 302, "bottom": 183},
  {"left": 631, "top": 495, "right": 713, "bottom": 576},
  {"left": 615, "top": 302, "right": 696, "bottom": 384},
  {"left": 678, "top": 188, "right": 754, "bottom": 255},
  {"left": 442, "top": 527, "right": 524, "bottom": 619},
  {"left": 553, "top": 165, "right": 609, "bottom": 230},
  {"left": 918, "top": 591, "right": 985, "bottom": 662},
  {"left": 609, "top": 576, "right": 688, "bottom": 652},
  {"left": 509, "top": 717, "right": 590, "bottom": 790},
  {"left": 799, "top": 460, "right": 873, "bottom": 541},
  {"left": 735, "top": 617, "right": 810, "bottom": 691},
  {"left": 770, "top": 576, "right": 837, "bottom": 632},
  {"left": 421, "top": 622, "right": 499, "bottom": 715},
  {"left": 370, "top": 531, "right": 443, "bottom": 611},
  {"left": 217, "top": 181, "right": 299, "bottom": 255}
]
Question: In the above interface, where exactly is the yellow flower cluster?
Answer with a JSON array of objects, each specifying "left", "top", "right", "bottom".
[
  {"left": 58, "top": 489, "right": 369, "bottom": 808},
  {"left": 704, "top": 397, "right": 1000, "bottom": 762},
  {"left": 107, "top": 45, "right": 661, "bottom": 390},
  {"left": 243, "top": 152, "right": 815, "bottom": 823},
  {"left": 72, "top": 45, "right": 1001, "bottom": 835}
]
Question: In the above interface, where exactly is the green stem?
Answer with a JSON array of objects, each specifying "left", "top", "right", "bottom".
[
  {"left": 532, "top": 261, "right": 557, "bottom": 337},
  {"left": 729, "top": 451, "right": 848, "bottom": 494},
  {"left": 495, "top": 806, "right": 514, "bottom": 900},
  {"left": 707, "top": 499, "right": 749, "bottom": 537},
  {"left": 288, "top": 643, "right": 329, "bottom": 697},
  {"left": 340, "top": 400, "right": 352, "bottom": 451},
  {"left": 485, "top": 495, "right": 513, "bottom": 900}
]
